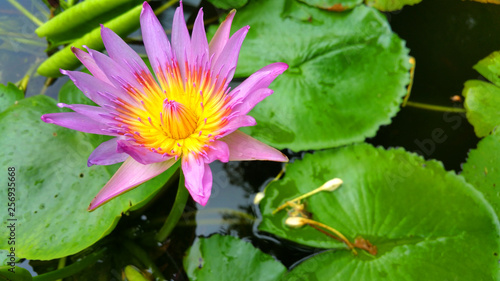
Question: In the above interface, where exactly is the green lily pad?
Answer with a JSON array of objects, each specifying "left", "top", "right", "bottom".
[
  {"left": 224, "top": 0, "right": 410, "bottom": 151},
  {"left": 473, "top": 50, "right": 500, "bottom": 88},
  {"left": 0, "top": 266, "right": 32, "bottom": 281},
  {"left": 0, "top": 83, "right": 23, "bottom": 114},
  {"left": 259, "top": 143, "right": 500, "bottom": 279},
  {"left": 207, "top": 0, "right": 248, "bottom": 9},
  {"left": 184, "top": 234, "right": 286, "bottom": 281},
  {"left": 463, "top": 50, "right": 500, "bottom": 137},
  {"left": 463, "top": 81, "right": 500, "bottom": 137},
  {"left": 0, "top": 95, "right": 178, "bottom": 260},
  {"left": 298, "top": 0, "right": 362, "bottom": 11},
  {"left": 462, "top": 130, "right": 500, "bottom": 219},
  {"left": 365, "top": 0, "right": 422, "bottom": 11}
]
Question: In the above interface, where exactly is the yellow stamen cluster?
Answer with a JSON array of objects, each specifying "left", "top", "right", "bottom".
[{"left": 115, "top": 62, "right": 231, "bottom": 159}]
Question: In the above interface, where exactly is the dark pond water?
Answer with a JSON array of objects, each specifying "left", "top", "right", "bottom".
[{"left": 2, "top": 0, "right": 500, "bottom": 279}]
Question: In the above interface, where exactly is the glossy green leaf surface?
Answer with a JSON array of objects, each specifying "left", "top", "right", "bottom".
[
  {"left": 463, "top": 81, "right": 500, "bottom": 137},
  {"left": 0, "top": 266, "right": 32, "bottom": 281},
  {"left": 0, "top": 95, "right": 178, "bottom": 260},
  {"left": 223, "top": 0, "right": 410, "bottom": 151},
  {"left": 184, "top": 235, "right": 286, "bottom": 281},
  {"left": 259, "top": 144, "right": 500, "bottom": 279},
  {"left": 365, "top": 0, "right": 422, "bottom": 11},
  {"left": 0, "top": 83, "right": 23, "bottom": 114},
  {"left": 462, "top": 50, "right": 500, "bottom": 137},
  {"left": 207, "top": 0, "right": 248, "bottom": 9},
  {"left": 473, "top": 50, "right": 500, "bottom": 87},
  {"left": 462, "top": 130, "right": 500, "bottom": 219},
  {"left": 298, "top": 0, "right": 362, "bottom": 11}
]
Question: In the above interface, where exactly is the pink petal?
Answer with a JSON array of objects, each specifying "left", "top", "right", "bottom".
[
  {"left": 211, "top": 26, "right": 249, "bottom": 89},
  {"left": 116, "top": 139, "right": 171, "bottom": 165},
  {"left": 87, "top": 49, "right": 146, "bottom": 101},
  {"left": 232, "top": 88, "right": 273, "bottom": 116},
  {"left": 41, "top": 112, "right": 115, "bottom": 136},
  {"left": 229, "top": 62, "right": 288, "bottom": 105},
  {"left": 101, "top": 25, "right": 151, "bottom": 77},
  {"left": 205, "top": 140, "right": 229, "bottom": 163},
  {"left": 88, "top": 157, "right": 178, "bottom": 211},
  {"left": 88, "top": 137, "right": 128, "bottom": 167},
  {"left": 209, "top": 10, "right": 236, "bottom": 65},
  {"left": 57, "top": 103, "right": 111, "bottom": 123},
  {"left": 222, "top": 130, "right": 288, "bottom": 162},
  {"left": 191, "top": 8, "right": 209, "bottom": 68},
  {"left": 220, "top": 115, "right": 256, "bottom": 137},
  {"left": 71, "top": 47, "right": 112, "bottom": 84},
  {"left": 182, "top": 153, "right": 212, "bottom": 206},
  {"left": 140, "top": 2, "right": 174, "bottom": 78},
  {"left": 61, "top": 70, "right": 118, "bottom": 106},
  {"left": 171, "top": 3, "right": 191, "bottom": 80}
]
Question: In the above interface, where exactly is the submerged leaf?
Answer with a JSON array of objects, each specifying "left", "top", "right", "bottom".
[{"left": 259, "top": 143, "right": 500, "bottom": 279}]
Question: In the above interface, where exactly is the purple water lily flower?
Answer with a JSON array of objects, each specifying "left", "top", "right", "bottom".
[{"left": 41, "top": 2, "right": 288, "bottom": 210}]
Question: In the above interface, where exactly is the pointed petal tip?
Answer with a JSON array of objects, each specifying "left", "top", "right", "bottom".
[
  {"left": 40, "top": 115, "right": 51, "bottom": 123},
  {"left": 191, "top": 191, "right": 209, "bottom": 206},
  {"left": 278, "top": 152, "right": 289, "bottom": 162},
  {"left": 141, "top": 2, "right": 153, "bottom": 18},
  {"left": 87, "top": 198, "right": 102, "bottom": 212}
]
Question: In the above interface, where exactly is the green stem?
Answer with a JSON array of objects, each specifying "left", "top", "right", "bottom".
[
  {"left": 55, "top": 256, "right": 67, "bottom": 281},
  {"left": 155, "top": 173, "right": 189, "bottom": 242},
  {"left": 7, "top": 0, "right": 44, "bottom": 26},
  {"left": 154, "top": 0, "right": 179, "bottom": 16},
  {"left": 32, "top": 249, "right": 106, "bottom": 281},
  {"left": 122, "top": 240, "right": 166, "bottom": 281},
  {"left": 405, "top": 101, "right": 466, "bottom": 113}
]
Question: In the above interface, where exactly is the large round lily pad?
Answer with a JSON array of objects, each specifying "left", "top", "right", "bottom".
[
  {"left": 184, "top": 234, "right": 286, "bottom": 281},
  {"left": 258, "top": 143, "right": 500, "bottom": 279},
  {"left": 462, "top": 130, "right": 500, "bottom": 219},
  {"left": 223, "top": 0, "right": 410, "bottom": 151},
  {"left": 0, "top": 95, "right": 178, "bottom": 260},
  {"left": 463, "top": 50, "right": 500, "bottom": 137}
]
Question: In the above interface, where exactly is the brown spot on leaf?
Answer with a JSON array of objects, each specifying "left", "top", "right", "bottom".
[
  {"left": 354, "top": 237, "right": 378, "bottom": 255},
  {"left": 53, "top": 132, "right": 57, "bottom": 136},
  {"left": 327, "top": 3, "right": 346, "bottom": 12}
]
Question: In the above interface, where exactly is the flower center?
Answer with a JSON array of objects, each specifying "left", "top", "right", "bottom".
[{"left": 162, "top": 99, "right": 197, "bottom": 140}]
